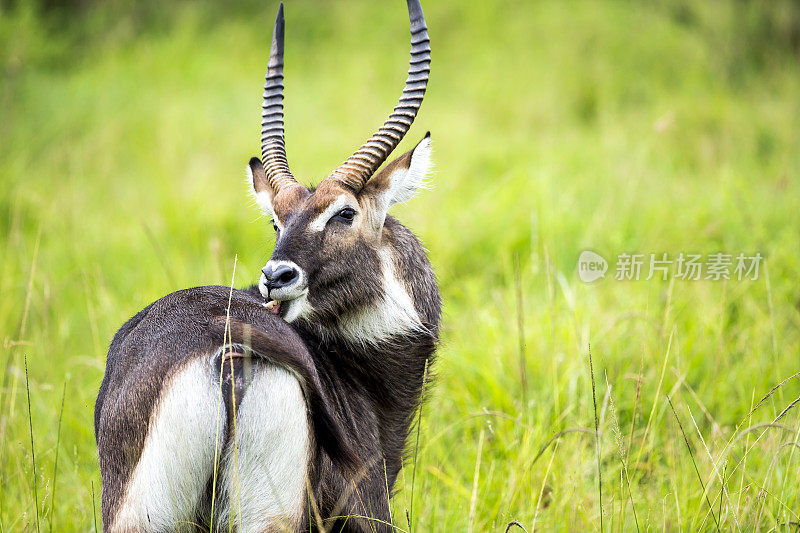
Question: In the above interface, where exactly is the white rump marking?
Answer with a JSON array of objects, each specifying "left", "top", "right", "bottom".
[
  {"left": 111, "top": 359, "right": 222, "bottom": 532},
  {"left": 215, "top": 365, "right": 311, "bottom": 530},
  {"left": 308, "top": 194, "right": 350, "bottom": 232},
  {"left": 336, "top": 247, "right": 423, "bottom": 345}
]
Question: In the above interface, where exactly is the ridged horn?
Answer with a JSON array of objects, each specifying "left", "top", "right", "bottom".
[
  {"left": 260, "top": 2, "right": 298, "bottom": 194},
  {"left": 328, "top": 0, "right": 431, "bottom": 191}
]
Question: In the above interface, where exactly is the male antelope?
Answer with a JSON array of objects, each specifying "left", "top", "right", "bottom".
[{"left": 95, "top": 0, "right": 438, "bottom": 531}]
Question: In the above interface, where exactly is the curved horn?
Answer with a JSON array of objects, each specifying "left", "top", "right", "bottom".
[
  {"left": 329, "top": 0, "right": 431, "bottom": 191},
  {"left": 260, "top": 2, "right": 298, "bottom": 193}
]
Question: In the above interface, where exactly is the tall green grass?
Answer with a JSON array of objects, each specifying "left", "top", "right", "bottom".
[{"left": 2, "top": 0, "right": 799, "bottom": 529}]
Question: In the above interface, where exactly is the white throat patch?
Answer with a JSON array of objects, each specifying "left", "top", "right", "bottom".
[{"left": 334, "top": 247, "right": 423, "bottom": 345}]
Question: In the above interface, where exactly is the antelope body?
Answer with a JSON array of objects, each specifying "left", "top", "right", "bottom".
[{"left": 95, "top": 1, "right": 439, "bottom": 531}]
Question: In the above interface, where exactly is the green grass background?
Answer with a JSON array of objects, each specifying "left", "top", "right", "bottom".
[{"left": 2, "top": 0, "right": 800, "bottom": 530}]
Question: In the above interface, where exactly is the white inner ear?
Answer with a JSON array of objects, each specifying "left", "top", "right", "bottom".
[
  {"left": 246, "top": 165, "right": 275, "bottom": 217},
  {"left": 386, "top": 136, "right": 433, "bottom": 207}
]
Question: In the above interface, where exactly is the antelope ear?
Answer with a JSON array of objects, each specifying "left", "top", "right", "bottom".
[
  {"left": 247, "top": 157, "right": 274, "bottom": 215},
  {"left": 362, "top": 133, "right": 432, "bottom": 214}
]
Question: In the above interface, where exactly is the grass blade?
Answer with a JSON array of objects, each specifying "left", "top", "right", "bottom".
[
  {"left": 408, "top": 358, "right": 429, "bottom": 533},
  {"left": 91, "top": 481, "right": 98, "bottom": 532},
  {"left": 607, "top": 376, "right": 640, "bottom": 532},
  {"left": 467, "top": 429, "right": 484, "bottom": 533},
  {"left": 48, "top": 382, "right": 66, "bottom": 533},
  {"left": 24, "top": 355, "right": 40, "bottom": 533},
  {"left": 588, "top": 344, "right": 603, "bottom": 531},
  {"left": 633, "top": 328, "right": 674, "bottom": 473},
  {"left": 513, "top": 252, "right": 528, "bottom": 410},
  {"left": 531, "top": 440, "right": 559, "bottom": 532},
  {"left": 666, "top": 395, "right": 719, "bottom": 532},
  {"left": 210, "top": 254, "right": 238, "bottom": 531}
]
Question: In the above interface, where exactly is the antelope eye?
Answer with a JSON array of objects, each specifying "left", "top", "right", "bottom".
[
  {"left": 271, "top": 219, "right": 280, "bottom": 234},
  {"left": 330, "top": 207, "right": 356, "bottom": 225}
]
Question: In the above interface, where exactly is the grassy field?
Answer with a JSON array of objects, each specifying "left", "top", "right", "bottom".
[{"left": 2, "top": 0, "right": 800, "bottom": 530}]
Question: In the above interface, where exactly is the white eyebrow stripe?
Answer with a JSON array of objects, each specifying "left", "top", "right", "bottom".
[{"left": 308, "top": 195, "right": 350, "bottom": 232}]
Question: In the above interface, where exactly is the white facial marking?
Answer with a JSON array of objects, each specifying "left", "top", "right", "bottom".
[
  {"left": 335, "top": 247, "right": 423, "bottom": 345},
  {"left": 308, "top": 194, "right": 351, "bottom": 232},
  {"left": 112, "top": 360, "right": 222, "bottom": 531},
  {"left": 270, "top": 212, "right": 285, "bottom": 232},
  {"left": 215, "top": 365, "right": 310, "bottom": 530},
  {"left": 259, "top": 272, "right": 268, "bottom": 298}
]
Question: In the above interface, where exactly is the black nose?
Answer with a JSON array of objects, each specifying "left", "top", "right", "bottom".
[{"left": 262, "top": 264, "right": 300, "bottom": 290}]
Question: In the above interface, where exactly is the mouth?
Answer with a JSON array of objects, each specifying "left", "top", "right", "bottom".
[
  {"left": 263, "top": 291, "right": 308, "bottom": 322},
  {"left": 264, "top": 299, "right": 282, "bottom": 316}
]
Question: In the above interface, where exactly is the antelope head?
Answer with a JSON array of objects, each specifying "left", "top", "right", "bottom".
[{"left": 248, "top": 0, "right": 435, "bottom": 343}]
